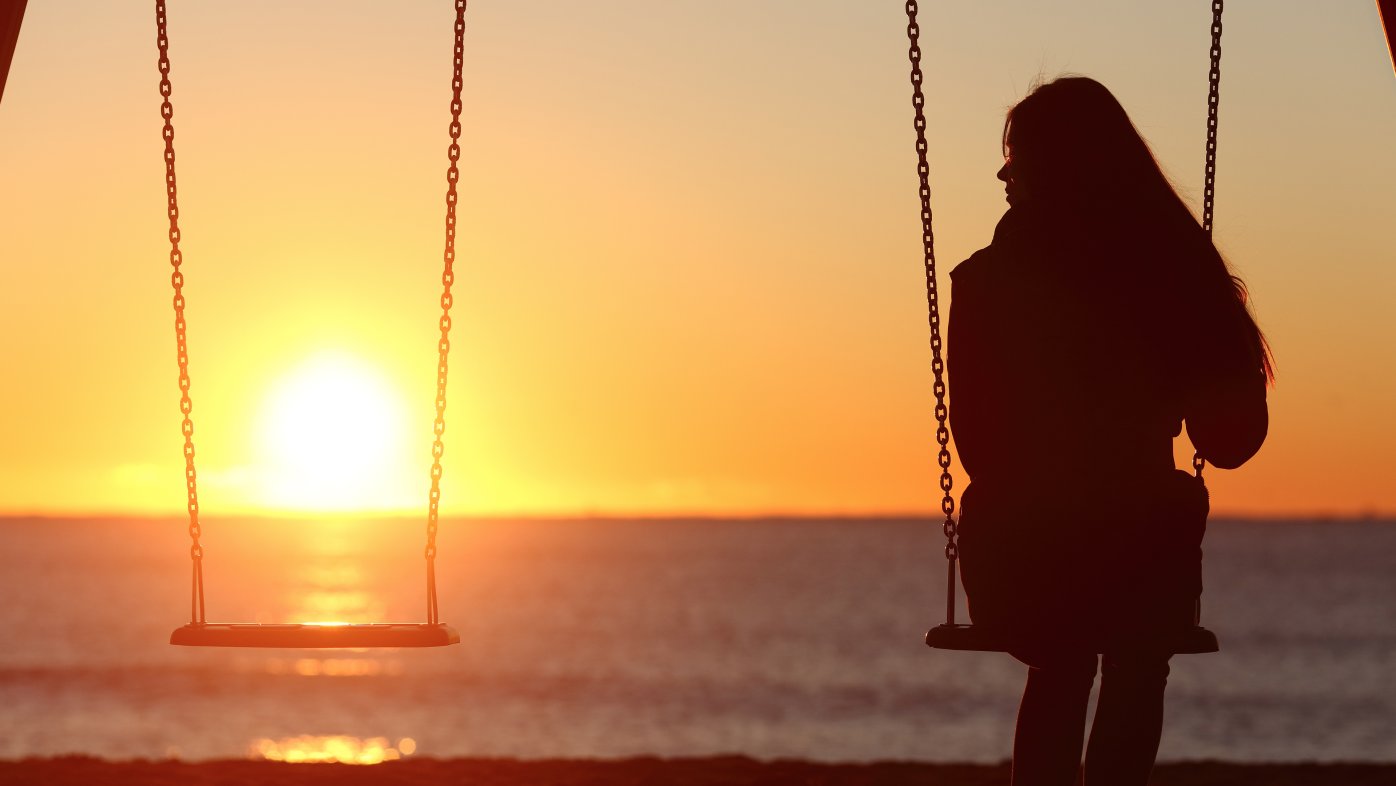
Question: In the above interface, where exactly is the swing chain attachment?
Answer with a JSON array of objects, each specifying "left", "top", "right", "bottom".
[
  {"left": 1195, "top": 0, "right": 1224, "bottom": 480},
  {"left": 904, "top": 1, "right": 958, "bottom": 624},
  {"left": 424, "top": 0, "right": 468, "bottom": 627},
  {"left": 156, "top": 0, "right": 206, "bottom": 627}
]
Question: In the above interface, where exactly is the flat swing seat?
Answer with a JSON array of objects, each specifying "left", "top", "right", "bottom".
[
  {"left": 925, "top": 624, "right": 1219, "bottom": 655},
  {"left": 170, "top": 623, "right": 460, "bottom": 649}
]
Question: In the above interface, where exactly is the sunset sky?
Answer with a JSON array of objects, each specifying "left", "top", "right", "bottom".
[{"left": 1, "top": 1, "right": 1393, "bottom": 518}]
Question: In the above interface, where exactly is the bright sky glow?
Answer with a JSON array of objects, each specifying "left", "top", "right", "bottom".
[{"left": 1, "top": 2, "right": 1393, "bottom": 517}]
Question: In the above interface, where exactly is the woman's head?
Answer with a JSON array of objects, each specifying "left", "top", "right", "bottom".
[
  {"left": 1002, "top": 76, "right": 1274, "bottom": 382},
  {"left": 1002, "top": 76, "right": 1169, "bottom": 211}
]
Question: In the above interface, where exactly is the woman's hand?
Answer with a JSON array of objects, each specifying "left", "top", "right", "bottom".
[{"left": 1186, "top": 370, "right": 1268, "bottom": 469}]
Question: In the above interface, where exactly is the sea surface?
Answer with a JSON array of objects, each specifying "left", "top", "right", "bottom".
[{"left": 0, "top": 516, "right": 1392, "bottom": 763}]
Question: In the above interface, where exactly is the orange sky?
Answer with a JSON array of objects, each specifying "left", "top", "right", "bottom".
[{"left": 1, "top": 2, "right": 1393, "bottom": 517}]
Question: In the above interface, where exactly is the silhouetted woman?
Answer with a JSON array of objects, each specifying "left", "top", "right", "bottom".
[{"left": 948, "top": 77, "right": 1271, "bottom": 786}]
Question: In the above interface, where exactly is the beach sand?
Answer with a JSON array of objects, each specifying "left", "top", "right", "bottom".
[{"left": 2, "top": 757, "right": 1393, "bottom": 785}]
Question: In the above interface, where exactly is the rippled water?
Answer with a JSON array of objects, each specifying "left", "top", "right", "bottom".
[{"left": 0, "top": 516, "right": 1391, "bottom": 762}]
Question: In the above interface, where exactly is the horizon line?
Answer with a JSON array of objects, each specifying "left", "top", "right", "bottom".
[{"left": 2, "top": 510, "right": 1393, "bottom": 524}]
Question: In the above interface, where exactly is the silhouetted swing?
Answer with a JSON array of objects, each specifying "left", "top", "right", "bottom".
[
  {"left": 161, "top": 1, "right": 470, "bottom": 648},
  {"left": 909, "top": 1, "right": 1225, "bottom": 655}
]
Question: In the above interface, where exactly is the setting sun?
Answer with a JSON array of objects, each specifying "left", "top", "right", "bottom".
[{"left": 254, "top": 352, "right": 417, "bottom": 512}]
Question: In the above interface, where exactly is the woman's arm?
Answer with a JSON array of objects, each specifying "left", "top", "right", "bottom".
[{"left": 947, "top": 254, "right": 1002, "bottom": 481}]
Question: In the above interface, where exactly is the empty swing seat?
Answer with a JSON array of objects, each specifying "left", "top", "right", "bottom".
[
  {"left": 170, "top": 623, "right": 460, "bottom": 649},
  {"left": 151, "top": 1, "right": 471, "bottom": 653},
  {"left": 925, "top": 623, "right": 1219, "bottom": 655}
]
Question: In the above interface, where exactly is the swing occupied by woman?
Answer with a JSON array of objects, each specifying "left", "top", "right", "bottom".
[{"left": 945, "top": 76, "right": 1272, "bottom": 786}]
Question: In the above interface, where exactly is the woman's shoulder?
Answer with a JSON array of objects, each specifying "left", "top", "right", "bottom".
[
  {"left": 951, "top": 206, "right": 1060, "bottom": 285},
  {"left": 950, "top": 246, "right": 998, "bottom": 284}
]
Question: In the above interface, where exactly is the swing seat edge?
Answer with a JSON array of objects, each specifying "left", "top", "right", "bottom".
[{"left": 170, "top": 622, "right": 460, "bottom": 649}]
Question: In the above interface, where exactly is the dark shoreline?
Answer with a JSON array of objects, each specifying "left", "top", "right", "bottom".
[{"left": 2, "top": 757, "right": 1394, "bottom": 786}]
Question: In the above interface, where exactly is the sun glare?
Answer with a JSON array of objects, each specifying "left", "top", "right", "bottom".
[
  {"left": 256, "top": 353, "right": 415, "bottom": 512},
  {"left": 250, "top": 735, "right": 416, "bottom": 764}
]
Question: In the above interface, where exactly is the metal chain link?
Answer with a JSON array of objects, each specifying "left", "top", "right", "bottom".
[
  {"left": 424, "top": 0, "right": 468, "bottom": 626},
  {"left": 156, "top": 0, "right": 205, "bottom": 626},
  {"left": 904, "top": 1, "right": 958, "bottom": 625},
  {"left": 1195, "top": 0, "right": 1224, "bottom": 479}
]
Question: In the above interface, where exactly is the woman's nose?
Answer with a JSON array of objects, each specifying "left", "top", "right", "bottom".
[{"left": 996, "top": 162, "right": 1010, "bottom": 183}]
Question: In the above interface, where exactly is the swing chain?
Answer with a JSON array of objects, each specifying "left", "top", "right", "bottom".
[
  {"left": 1201, "top": 0, "right": 1223, "bottom": 238},
  {"left": 156, "top": 0, "right": 205, "bottom": 626},
  {"left": 904, "top": 2, "right": 958, "bottom": 618},
  {"left": 1194, "top": 0, "right": 1224, "bottom": 480},
  {"left": 424, "top": 0, "right": 468, "bottom": 626}
]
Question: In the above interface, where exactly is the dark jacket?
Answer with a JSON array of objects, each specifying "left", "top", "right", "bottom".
[{"left": 947, "top": 205, "right": 1267, "bottom": 649}]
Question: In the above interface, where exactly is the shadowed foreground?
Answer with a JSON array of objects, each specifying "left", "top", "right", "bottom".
[{"left": 2, "top": 757, "right": 1393, "bottom": 786}]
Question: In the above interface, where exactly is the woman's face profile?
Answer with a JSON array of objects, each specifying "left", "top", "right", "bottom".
[{"left": 997, "top": 152, "right": 1029, "bottom": 206}]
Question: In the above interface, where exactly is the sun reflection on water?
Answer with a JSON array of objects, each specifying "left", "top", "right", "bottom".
[
  {"left": 293, "top": 590, "right": 382, "bottom": 623},
  {"left": 249, "top": 735, "right": 417, "bottom": 764},
  {"left": 301, "top": 563, "right": 364, "bottom": 587},
  {"left": 259, "top": 657, "right": 402, "bottom": 677},
  {"left": 281, "top": 521, "right": 393, "bottom": 625}
]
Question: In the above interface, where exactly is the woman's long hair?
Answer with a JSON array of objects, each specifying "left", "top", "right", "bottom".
[{"left": 1004, "top": 76, "right": 1274, "bottom": 382}]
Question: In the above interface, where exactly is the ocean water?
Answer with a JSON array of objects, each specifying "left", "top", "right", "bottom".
[{"left": 0, "top": 516, "right": 1391, "bottom": 763}]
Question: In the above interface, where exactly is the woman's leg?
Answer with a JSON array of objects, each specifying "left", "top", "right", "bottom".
[
  {"left": 1082, "top": 652, "right": 1171, "bottom": 786},
  {"left": 1011, "top": 651, "right": 1097, "bottom": 786}
]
